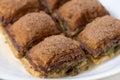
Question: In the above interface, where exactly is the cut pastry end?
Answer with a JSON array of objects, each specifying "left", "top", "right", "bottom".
[
  {"left": 92, "top": 45, "right": 120, "bottom": 65},
  {"left": 21, "top": 35, "right": 88, "bottom": 78},
  {"left": 1, "top": 11, "right": 61, "bottom": 58},
  {"left": 0, "top": 0, "right": 41, "bottom": 24},
  {"left": 77, "top": 15, "right": 120, "bottom": 58},
  {"left": 21, "top": 57, "right": 88, "bottom": 78},
  {"left": 56, "top": 0, "right": 109, "bottom": 36}
]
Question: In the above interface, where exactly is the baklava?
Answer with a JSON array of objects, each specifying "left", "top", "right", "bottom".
[
  {"left": 1, "top": 0, "right": 120, "bottom": 78},
  {"left": 77, "top": 15, "right": 120, "bottom": 61},
  {"left": 5, "top": 11, "right": 60, "bottom": 58},
  {"left": 22, "top": 35, "right": 88, "bottom": 78},
  {"left": 56, "top": 0, "right": 108, "bottom": 36},
  {"left": 0, "top": 0, "right": 41, "bottom": 24}
]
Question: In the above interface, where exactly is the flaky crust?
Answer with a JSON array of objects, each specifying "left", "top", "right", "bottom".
[
  {"left": 77, "top": 15, "right": 120, "bottom": 56},
  {"left": 8, "top": 11, "right": 60, "bottom": 58},
  {"left": 23, "top": 35, "right": 85, "bottom": 77},
  {"left": 26, "top": 35, "right": 84, "bottom": 68},
  {"left": 57, "top": 0, "right": 108, "bottom": 32},
  {"left": 0, "top": 0, "right": 40, "bottom": 23}
]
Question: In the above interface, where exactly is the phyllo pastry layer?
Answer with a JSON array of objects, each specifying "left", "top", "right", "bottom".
[
  {"left": 22, "top": 35, "right": 88, "bottom": 78},
  {"left": 7, "top": 11, "right": 60, "bottom": 58},
  {"left": 0, "top": 0, "right": 41, "bottom": 24},
  {"left": 77, "top": 15, "right": 120, "bottom": 58},
  {"left": 56, "top": 0, "right": 108, "bottom": 35}
]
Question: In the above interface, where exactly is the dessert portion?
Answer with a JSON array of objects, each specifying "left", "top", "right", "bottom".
[
  {"left": 22, "top": 35, "right": 88, "bottom": 78},
  {"left": 0, "top": 0, "right": 120, "bottom": 78},
  {"left": 0, "top": 0, "right": 41, "bottom": 24},
  {"left": 76, "top": 15, "right": 120, "bottom": 59},
  {"left": 42, "top": 0, "right": 69, "bottom": 12},
  {"left": 56, "top": 0, "right": 108, "bottom": 36},
  {"left": 7, "top": 11, "right": 60, "bottom": 58}
]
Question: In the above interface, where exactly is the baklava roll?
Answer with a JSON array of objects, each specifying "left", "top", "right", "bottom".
[
  {"left": 22, "top": 35, "right": 88, "bottom": 78},
  {"left": 42, "top": 0, "right": 69, "bottom": 12},
  {"left": 7, "top": 11, "right": 60, "bottom": 58},
  {"left": 56, "top": 0, "right": 108, "bottom": 36},
  {"left": 0, "top": 0, "right": 41, "bottom": 24},
  {"left": 77, "top": 15, "right": 120, "bottom": 58}
]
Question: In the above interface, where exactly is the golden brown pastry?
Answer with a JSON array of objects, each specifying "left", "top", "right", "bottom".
[
  {"left": 42, "top": 0, "right": 69, "bottom": 12},
  {"left": 77, "top": 15, "right": 120, "bottom": 58},
  {"left": 0, "top": 0, "right": 41, "bottom": 24},
  {"left": 56, "top": 0, "right": 108, "bottom": 35},
  {"left": 0, "top": 0, "right": 119, "bottom": 78},
  {"left": 7, "top": 11, "right": 60, "bottom": 58},
  {"left": 22, "top": 35, "right": 88, "bottom": 78}
]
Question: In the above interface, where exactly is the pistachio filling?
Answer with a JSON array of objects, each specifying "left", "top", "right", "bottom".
[
  {"left": 47, "top": 59, "right": 88, "bottom": 78},
  {"left": 107, "top": 44, "right": 120, "bottom": 54},
  {"left": 87, "top": 44, "right": 120, "bottom": 65},
  {"left": 58, "top": 19, "right": 67, "bottom": 31}
]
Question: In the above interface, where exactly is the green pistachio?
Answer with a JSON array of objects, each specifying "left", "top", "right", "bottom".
[{"left": 58, "top": 20, "right": 67, "bottom": 31}]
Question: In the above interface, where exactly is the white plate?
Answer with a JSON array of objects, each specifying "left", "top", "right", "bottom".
[{"left": 0, "top": 0, "right": 120, "bottom": 80}]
